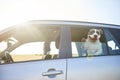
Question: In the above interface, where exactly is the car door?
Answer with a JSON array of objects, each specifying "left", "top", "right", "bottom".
[
  {"left": 67, "top": 26, "right": 120, "bottom": 80},
  {"left": 0, "top": 26, "right": 68, "bottom": 80}
]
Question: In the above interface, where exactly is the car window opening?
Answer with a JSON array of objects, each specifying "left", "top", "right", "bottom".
[
  {"left": 71, "top": 27, "right": 108, "bottom": 58},
  {"left": 0, "top": 27, "right": 61, "bottom": 64}
]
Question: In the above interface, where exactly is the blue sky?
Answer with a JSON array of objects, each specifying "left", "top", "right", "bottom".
[{"left": 0, "top": 0, "right": 120, "bottom": 30}]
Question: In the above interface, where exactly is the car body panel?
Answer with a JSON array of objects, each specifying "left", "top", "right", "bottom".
[
  {"left": 0, "top": 59, "right": 66, "bottom": 80},
  {"left": 0, "top": 24, "right": 67, "bottom": 80},
  {"left": 67, "top": 55, "right": 120, "bottom": 80}
]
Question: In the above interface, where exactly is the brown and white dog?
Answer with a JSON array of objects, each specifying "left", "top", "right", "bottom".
[{"left": 82, "top": 29, "right": 103, "bottom": 56}]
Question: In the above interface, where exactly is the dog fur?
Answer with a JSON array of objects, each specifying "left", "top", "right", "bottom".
[{"left": 82, "top": 29, "right": 103, "bottom": 56}]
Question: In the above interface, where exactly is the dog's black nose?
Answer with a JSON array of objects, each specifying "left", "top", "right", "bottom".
[{"left": 94, "top": 35, "right": 97, "bottom": 38}]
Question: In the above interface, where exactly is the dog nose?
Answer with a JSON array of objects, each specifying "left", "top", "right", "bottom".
[{"left": 94, "top": 35, "right": 97, "bottom": 38}]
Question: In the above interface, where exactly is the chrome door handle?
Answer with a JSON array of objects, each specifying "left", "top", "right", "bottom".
[{"left": 42, "top": 69, "right": 63, "bottom": 76}]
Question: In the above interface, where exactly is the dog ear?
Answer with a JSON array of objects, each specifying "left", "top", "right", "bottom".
[
  {"left": 88, "top": 29, "right": 93, "bottom": 35},
  {"left": 98, "top": 29, "right": 103, "bottom": 34}
]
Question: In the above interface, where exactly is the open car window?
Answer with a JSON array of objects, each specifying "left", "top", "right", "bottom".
[
  {"left": 0, "top": 26, "right": 61, "bottom": 64},
  {"left": 70, "top": 27, "right": 120, "bottom": 58},
  {"left": 9, "top": 41, "right": 59, "bottom": 62}
]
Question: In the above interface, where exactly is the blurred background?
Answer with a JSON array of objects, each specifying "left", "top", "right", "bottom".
[{"left": 0, "top": 0, "right": 120, "bottom": 30}]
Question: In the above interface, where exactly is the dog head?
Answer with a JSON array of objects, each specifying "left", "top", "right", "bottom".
[{"left": 87, "top": 29, "right": 103, "bottom": 42}]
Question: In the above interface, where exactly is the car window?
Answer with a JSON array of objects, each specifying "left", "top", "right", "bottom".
[
  {"left": 71, "top": 27, "right": 107, "bottom": 57},
  {"left": 71, "top": 27, "right": 120, "bottom": 58},
  {"left": 104, "top": 28, "right": 120, "bottom": 55},
  {"left": 9, "top": 41, "right": 59, "bottom": 62},
  {"left": 0, "top": 27, "right": 61, "bottom": 64}
]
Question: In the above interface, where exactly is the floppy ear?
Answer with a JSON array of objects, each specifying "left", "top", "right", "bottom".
[
  {"left": 88, "top": 29, "right": 92, "bottom": 35},
  {"left": 99, "top": 29, "right": 103, "bottom": 34}
]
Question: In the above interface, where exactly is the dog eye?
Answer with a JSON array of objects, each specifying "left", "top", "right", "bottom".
[
  {"left": 89, "top": 30, "right": 95, "bottom": 34},
  {"left": 96, "top": 31, "right": 100, "bottom": 35}
]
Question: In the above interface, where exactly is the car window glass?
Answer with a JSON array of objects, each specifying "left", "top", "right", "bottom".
[
  {"left": 104, "top": 29, "right": 120, "bottom": 55},
  {"left": 107, "top": 41, "right": 119, "bottom": 50}
]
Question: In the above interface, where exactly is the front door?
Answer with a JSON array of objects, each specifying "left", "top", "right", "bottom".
[{"left": 0, "top": 26, "right": 68, "bottom": 80}]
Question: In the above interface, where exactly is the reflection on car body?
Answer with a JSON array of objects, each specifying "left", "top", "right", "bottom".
[{"left": 0, "top": 20, "right": 120, "bottom": 80}]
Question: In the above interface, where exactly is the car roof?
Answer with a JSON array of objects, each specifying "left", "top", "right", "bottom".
[
  {"left": 0, "top": 20, "right": 120, "bottom": 42},
  {"left": 1, "top": 20, "right": 120, "bottom": 32},
  {"left": 26, "top": 20, "right": 120, "bottom": 28}
]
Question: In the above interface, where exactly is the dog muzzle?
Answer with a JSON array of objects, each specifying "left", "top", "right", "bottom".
[{"left": 89, "top": 36, "right": 97, "bottom": 41}]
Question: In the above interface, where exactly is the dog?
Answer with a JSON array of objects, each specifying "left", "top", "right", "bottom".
[{"left": 81, "top": 29, "right": 103, "bottom": 56}]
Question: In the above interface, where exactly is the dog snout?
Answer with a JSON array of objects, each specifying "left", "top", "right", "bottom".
[{"left": 94, "top": 35, "right": 97, "bottom": 38}]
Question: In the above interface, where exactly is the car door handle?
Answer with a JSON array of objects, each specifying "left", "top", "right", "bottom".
[{"left": 42, "top": 69, "right": 63, "bottom": 76}]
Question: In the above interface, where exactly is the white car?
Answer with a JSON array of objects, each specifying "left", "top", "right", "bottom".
[{"left": 0, "top": 20, "right": 120, "bottom": 80}]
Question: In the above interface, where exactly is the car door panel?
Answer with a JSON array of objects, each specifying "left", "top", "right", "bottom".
[
  {"left": 0, "top": 59, "right": 66, "bottom": 80},
  {"left": 0, "top": 25, "right": 68, "bottom": 80},
  {"left": 67, "top": 56, "right": 120, "bottom": 80}
]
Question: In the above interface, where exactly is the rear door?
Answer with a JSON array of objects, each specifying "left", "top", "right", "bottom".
[
  {"left": 67, "top": 26, "right": 120, "bottom": 80},
  {"left": 0, "top": 26, "right": 68, "bottom": 80}
]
